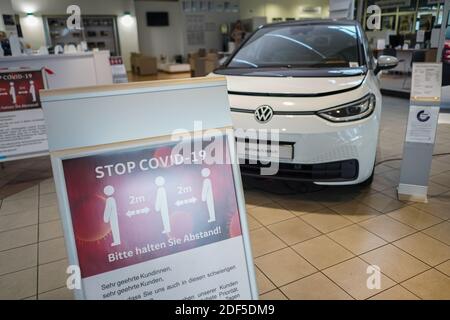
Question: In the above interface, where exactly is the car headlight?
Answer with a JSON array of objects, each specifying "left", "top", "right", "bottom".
[{"left": 317, "top": 94, "right": 376, "bottom": 123}]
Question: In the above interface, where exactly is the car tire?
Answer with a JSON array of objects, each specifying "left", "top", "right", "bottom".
[{"left": 358, "top": 164, "right": 375, "bottom": 187}]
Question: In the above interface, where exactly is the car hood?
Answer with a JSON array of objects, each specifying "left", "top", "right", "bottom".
[{"left": 223, "top": 73, "right": 366, "bottom": 96}]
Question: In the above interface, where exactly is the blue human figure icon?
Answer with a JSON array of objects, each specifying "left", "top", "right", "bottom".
[
  {"left": 103, "top": 185, "right": 121, "bottom": 246},
  {"left": 201, "top": 168, "right": 216, "bottom": 223},
  {"left": 155, "top": 176, "right": 171, "bottom": 233}
]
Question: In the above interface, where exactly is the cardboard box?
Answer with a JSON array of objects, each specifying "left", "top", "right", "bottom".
[{"left": 130, "top": 52, "right": 157, "bottom": 75}]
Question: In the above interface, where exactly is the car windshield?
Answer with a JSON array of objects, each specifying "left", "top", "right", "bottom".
[{"left": 227, "top": 24, "right": 361, "bottom": 69}]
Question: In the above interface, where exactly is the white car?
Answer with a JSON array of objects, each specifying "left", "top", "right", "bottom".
[{"left": 214, "top": 20, "right": 398, "bottom": 185}]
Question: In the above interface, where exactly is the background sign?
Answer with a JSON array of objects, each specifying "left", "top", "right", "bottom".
[
  {"left": 62, "top": 135, "right": 253, "bottom": 300},
  {"left": 410, "top": 63, "right": 442, "bottom": 102},
  {"left": 109, "top": 56, "right": 128, "bottom": 84},
  {"left": 0, "top": 69, "right": 48, "bottom": 161}
]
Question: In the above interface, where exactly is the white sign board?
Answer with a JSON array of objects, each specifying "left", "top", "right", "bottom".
[
  {"left": 41, "top": 77, "right": 258, "bottom": 300},
  {"left": 411, "top": 63, "right": 443, "bottom": 102},
  {"left": 405, "top": 106, "right": 439, "bottom": 143}
]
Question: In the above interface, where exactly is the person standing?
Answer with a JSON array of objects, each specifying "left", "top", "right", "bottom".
[{"left": 230, "top": 20, "right": 246, "bottom": 47}]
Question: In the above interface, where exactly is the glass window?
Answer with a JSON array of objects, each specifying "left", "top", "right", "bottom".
[
  {"left": 227, "top": 24, "right": 361, "bottom": 69},
  {"left": 398, "top": 0, "right": 417, "bottom": 12},
  {"left": 367, "top": 0, "right": 396, "bottom": 13}
]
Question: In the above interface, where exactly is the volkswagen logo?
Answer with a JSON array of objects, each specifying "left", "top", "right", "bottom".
[{"left": 254, "top": 105, "right": 274, "bottom": 123}]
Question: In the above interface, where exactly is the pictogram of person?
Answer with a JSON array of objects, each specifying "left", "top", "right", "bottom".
[
  {"left": 201, "top": 168, "right": 216, "bottom": 223},
  {"left": 9, "top": 82, "right": 16, "bottom": 104},
  {"left": 103, "top": 185, "right": 121, "bottom": 246},
  {"left": 155, "top": 176, "right": 171, "bottom": 234},
  {"left": 29, "top": 80, "right": 36, "bottom": 102}
]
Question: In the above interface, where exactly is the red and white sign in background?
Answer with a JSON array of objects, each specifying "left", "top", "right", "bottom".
[
  {"left": 0, "top": 69, "right": 48, "bottom": 160},
  {"left": 62, "top": 135, "right": 253, "bottom": 300}
]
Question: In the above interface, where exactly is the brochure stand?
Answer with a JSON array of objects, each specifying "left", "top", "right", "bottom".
[
  {"left": 398, "top": 63, "right": 442, "bottom": 202},
  {"left": 40, "top": 77, "right": 258, "bottom": 300}
]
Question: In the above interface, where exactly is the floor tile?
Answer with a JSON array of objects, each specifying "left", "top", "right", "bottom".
[
  {"left": 267, "top": 217, "right": 321, "bottom": 245},
  {"left": 38, "top": 286, "right": 74, "bottom": 300},
  {"left": 0, "top": 225, "right": 38, "bottom": 251},
  {"left": 292, "top": 235, "right": 354, "bottom": 270},
  {"left": 359, "top": 192, "right": 406, "bottom": 213},
  {"left": 0, "top": 197, "right": 38, "bottom": 216},
  {"left": 0, "top": 244, "right": 37, "bottom": 275},
  {"left": 244, "top": 190, "right": 274, "bottom": 208},
  {"left": 39, "top": 205, "right": 60, "bottom": 223},
  {"left": 331, "top": 201, "right": 381, "bottom": 223},
  {"left": 435, "top": 260, "right": 450, "bottom": 277},
  {"left": 323, "top": 257, "right": 396, "bottom": 300},
  {"left": 328, "top": 225, "right": 387, "bottom": 255},
  {"left": 0, "top": 209, "right": 38, "bottom": 232},
  {"left": 259, "top": 289, "right": 287, "bottom": 300},
  {"left": 38, "top": 237, "right": 67, "bottom": 264},
  {"left": 249, "top": 228, "right": 286, "bottom": 258},
  {"left": 0, "top": 268, "right": 37, "bottom": 299},
  {"left": 271, "top": 195, "right": 325, "bottom": 216},
  {"left": 360, "top": 244, "right": 429, "bottom": 282},
  {"left": 39, "top": 193, "right": 58, "bottom": 208},
  {"left": 255, "top": 267, "right": 275, "bottom": 295},
  {"left": 255, "top": 247, "right": 316, "bottom": 287},
  {"left": 39, "top": 180, "right": 56, "bottom": 195},
  {"left": 245, "top": 214, "right": 263, "bottom": 231},
  {"left": 394, "top": 233, "right": 450, "bottom": 266},
  {"left": 430, "top": 172, "right": 450, "bottom": 188},
  {"left": 413, "top": 197, "right": 450, "bottom": 220},
  {"left": 422, "top": 221, "right": 450, "bottom": 245},
  {"left": 247, "top": 203, "right": 295, "bottom": 226},
  {"left": 280, "top": 272, "right": 353, "bottom": 300},
  {"left": 369, "top": 285, "right": 420, "bottom": 300},
  {"left": 38, "top": 259, "right": 68, "bottom": 294},
  {"left": 427, "top": 181, "right": 449, "bottom": 197},
  {"left": 358, "top": 215, "right": 416, "bottom": 242},
  {"left": 388, "top": 206, "right": 443, "bottom": 230},
  {"left": 3, "top": 185, "right": 38, "bottom": 201},
  {"left": 39, "top": 220, "right": 63, "bottom": 241},
  {"left": 402, "top": 269, "right": 450, "bottom": 299},
  {"left": 300, "top": 209, "right": 353, "bottom": 233}
]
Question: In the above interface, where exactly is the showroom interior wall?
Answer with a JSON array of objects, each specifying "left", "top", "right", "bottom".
[
  {"left": 135, "top": 0, "right": 239, "bottom": 59},
  {"left": 0, "top": 0, "right": 14, "bottom": 31},
  {"left": 135, "top": 0, "right": 185, "bottom": 59},
  {"left": 10, "top": 0, "right": 139, "bottom": 70},
  {"left": 240, "top": 0, "right": 330, "bottom": 21}
]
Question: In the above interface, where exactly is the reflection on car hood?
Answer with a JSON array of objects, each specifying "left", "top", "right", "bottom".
[
  {"left": 219, "top": 70, "right": 366, "bottom": 96},
  {"left": 214, "top": 66, "right": 366, "bottom": 78}
]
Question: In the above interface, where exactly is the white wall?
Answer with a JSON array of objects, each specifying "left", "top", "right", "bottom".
[
  {"left": 240, "top": 0, "right": 329, "bottom": 22},
  {"left": 0, "top": 0, "right": 14, "bottom": 31},
  {"left": 11, "top": 0, "right": 139, "bottom": 69},
  {"left": 135, "top": 0, "right": 184, "bottom": 60},
  {"left": 135, "top": 1, "right": 239, "bottom": 61}
]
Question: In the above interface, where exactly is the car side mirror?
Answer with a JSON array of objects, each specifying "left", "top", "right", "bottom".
[{"left": 374, "top": 55, "right": 399, "bottom": 75}]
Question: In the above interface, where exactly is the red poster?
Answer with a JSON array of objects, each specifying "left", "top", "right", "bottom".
[
  {"left": 0, "top": 69, "right": 46, "bottom": 112},
  {"left": 63, "top": 135, "right": 243, "bottom": 279}
]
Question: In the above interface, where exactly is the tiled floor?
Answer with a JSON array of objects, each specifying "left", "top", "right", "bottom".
[{"left": 0, "top": 95, "right": 449, "bottom": 300}]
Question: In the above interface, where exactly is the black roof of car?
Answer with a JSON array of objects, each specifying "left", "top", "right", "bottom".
[{"left": 260, "top": 19, "right": 360, "bottom": 29}]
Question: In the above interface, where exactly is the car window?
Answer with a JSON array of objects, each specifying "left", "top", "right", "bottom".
[{"left": 228, "top": 24, "right": 361, "bottom": 69}]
